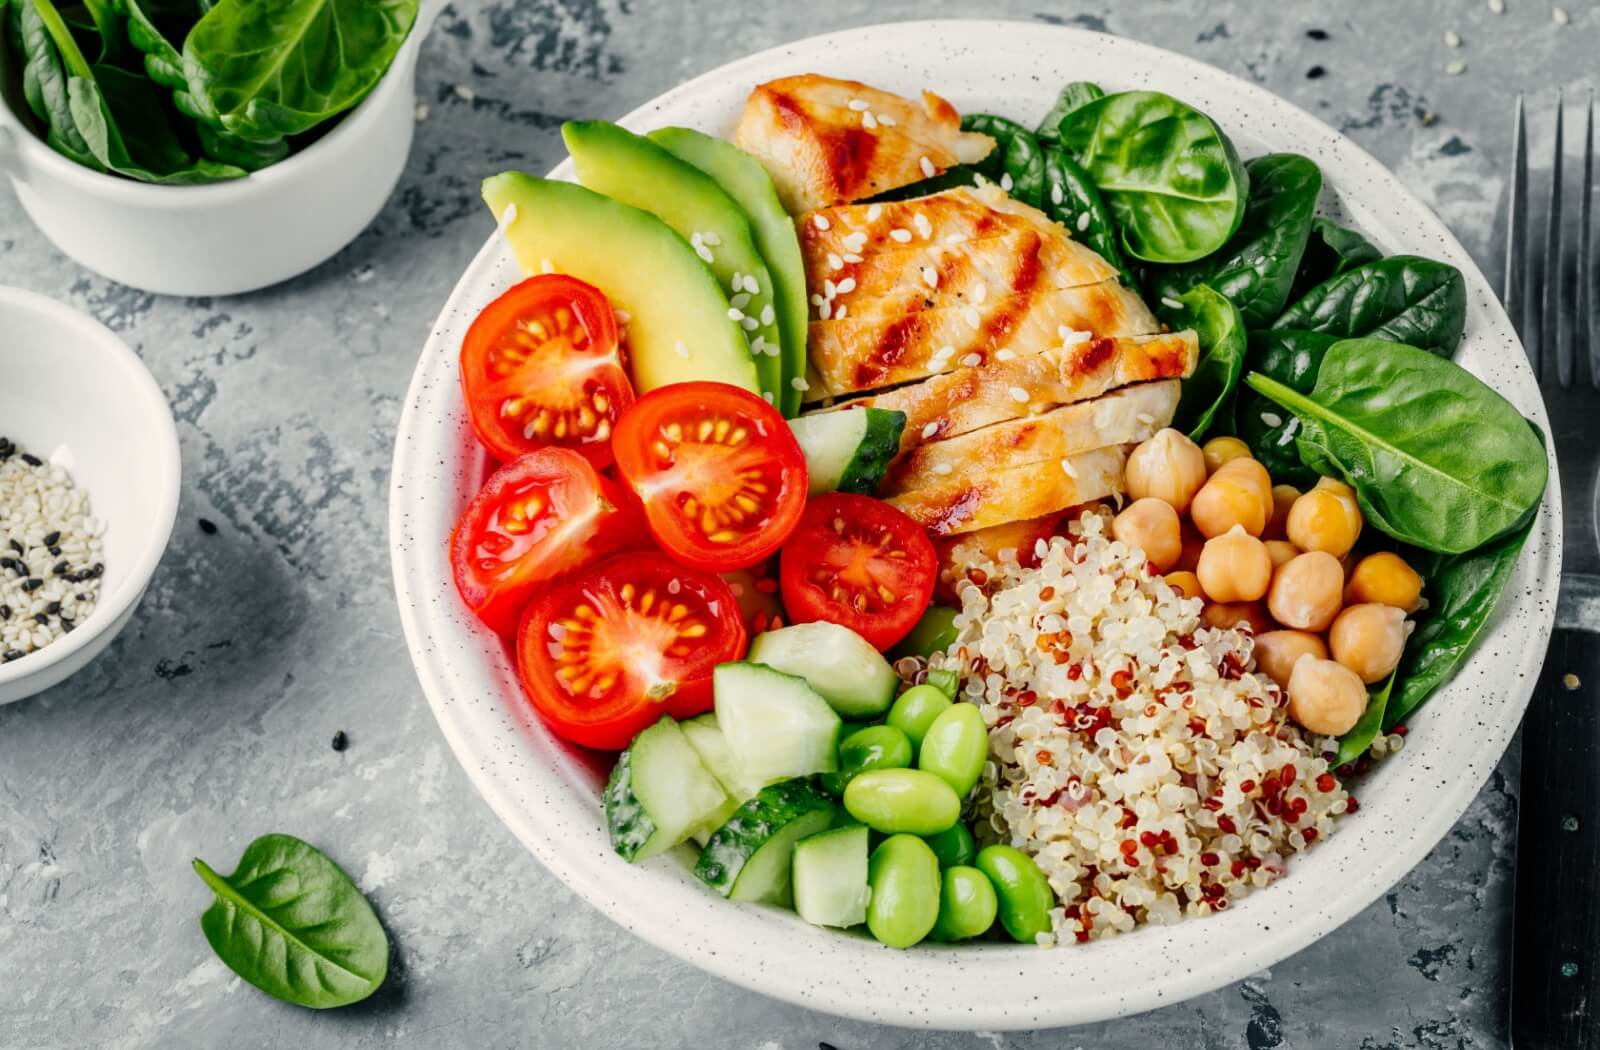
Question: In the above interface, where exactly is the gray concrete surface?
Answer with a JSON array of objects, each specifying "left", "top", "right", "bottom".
[{"left": 1, "top": 1, "right": 1594, "bottom": 1047}]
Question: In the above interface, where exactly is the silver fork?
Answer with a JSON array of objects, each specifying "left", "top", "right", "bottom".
[{"left": 1504, "top": 91, "right": 1600, "bottom": 1050}]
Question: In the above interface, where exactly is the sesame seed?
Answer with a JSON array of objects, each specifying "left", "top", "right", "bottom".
[
  {"left": 842, "top": 232, "right": 868, "bottom": 252},
  {"left": 995, "top": 348, "right": 1016, "bottom": 361},
  {"left": 834, "top": 305, "right": 848, "bottom": 320},
  {"left": 921, "top": 422, "right": 941, "bottom": 439},
  {"left": 813, "top": 214, "right": 831, "bottom": 231},
  {"left": 1000, "top": 173, "right": 1014, "bottom": 192},
  {"left": 730, "top": 292, "right": 752, "bottom": 310},
  {"left": 827, "top": 253, "right": 845, "bottom": 271},
  {"left": 454, "top": 83, "right": 476, "bottom": 101},
  {"left": 741, "top": 315, "right": 759, "bottom": 331},
  {"left": 759, "top": 304, "right": 775, "bottom": 326},
  {"left": 933, "top": 344, "right": 956, "bottom": 361},
  {"left": 1060, "top": 458, "right": 1077, "bottom": 477},
  {"left": 675, "top": 341, "right": 690, "bottom": 358},
  {"left": 810, "top": 293, "right": 824, "bottom": 306},
  {"left": 728, "top": 307, "right": 745, "bottom": 321},
  {"left": 1261, "top": 412, "right": 1284, "bottom": 428},
  {"left": 933, "top": 463, "right": 954, "bottom": 475},
  {"left": 866, "top": 204, "right": 883, "bottom": 222},
  {"left": 965, "top": 307, "right": 982, "bottom": 329},
  {"left": 1051, "top": 183, "right": 1064, "bottom": 206},
  {"left": 862, "top": 112, "right": 878, "bottom": 130},
  {"left": 913, "top": 213, "right": 934, "bottom": 240},
  {"left": 701, "top": 232, "right": 721, "bottom": 247},
  {"left": 1553, "top": 5, "right": 1570, "bottom": 22},
  {"left": 694, "top": 244, "right": 714, "bottom": 263},
  {"left": 973, "top": 283, "right": 988, "bottom": 304},
  {"left": 743, "top": 275, "right": 761, "bottom": 294},
  {"left": 922, "top": 267, "right": 940, "bottom": 288},
  {"left": 836, "top": 277, "right": 857, "bottom": 294},
  {"left": 762, "top": 391, "right": 774, "bottom": 404},
  {"left": 823, "top": 279, "right": 837, "bottom": 298},
  {"left": 1161, "top": 296, "right": 1185, "bottom": 311},
  {"left": 960, "top": 353, "right": 982, "bottom": 367},
  {"left": 890, "top": 228, "right": 913, "bottom": 243},
  {"left": 878, "top": 114, "right": 897, "bottom": 127},
  {"left": 841, "top": 253, "right": 863, "bottom": 264},
  {"left": 1077, "top": 212, "right": 1092, "bottom": 232},
  {"left": 819, "top": 300, "right": 833, "bottom": 321},
  {"left": 1444, "top": 60, "right": 1467, "bottom": 75},
  {"left": 848, "top": 98, "right": 869, "bottom": 111},
  {"left": 1444, "top": 29, "right": 1462, "bottom": 46},
  {"left": 1488, "top": 0, "right": 1504, "bottom": 10},
  {"left": 1009, "top": 386, "right": 1030, "bottom": 403},
  {"left": 920, "top": 155, "right": 937, "bottom": 178},
  {"left": 497, "top": 202, "right": 519, "bottom": 230},
  {"left": 791, "top": 377, "right": 810, "bottom": 392},
  {"left": 614, "top": 309, "right": 631, "bottom": 325}
]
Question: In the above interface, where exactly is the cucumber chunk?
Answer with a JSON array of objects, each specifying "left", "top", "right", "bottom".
[
  {"left": 680, "top": 713, "right": 764, "bottom": 803},
  {"left": 696, "top": 779, "right": 837, "bottom": 904},
  {"left": 747, "top": 622, "right": 899, "bottom": 719},
  {"left": 714, "top": 661, "right": 842, "bottom": 783},
  {"left": 604, "top": 717, "right": 731, "bottom": 862},
  {"left": 793, "top": 823, "right": 871, "bottom": 928},
  {"left": 789, "top": 408, "right": 906, "bottom": 496}
]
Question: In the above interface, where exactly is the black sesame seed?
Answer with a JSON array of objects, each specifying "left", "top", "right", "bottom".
[
  {"left": 42, "top": 531, "right": 60, "bottom": 547},
  {"left": 60, "top": 619, "right": 75, "bottom": 633},
  {"left": 45, "top": 601, "right": 60, "bottom": 615},
  {"left": 1306, "top": 28, "right": 1330, "bottom": 40},
  {"left": 331, "top": 730, "right": 349, "bottom": 752},
  {"left": 52, "top": 562, "right": 69, "bottom": 575},
  {"left": 75, "top": 593, "right": 87, "bottom": 601},
  {"left": 0, "top": 604, "right": 9, "bottom": 620},
  {"left": 34, "top": 613, "right": 48, "bottom": 626},
  {"left": 89, "top": 563, "right": 104, "bottom": 578},
  {"left": 1306, "top": 65, "right": 1327, "bottom": 79},
  {"left": 47, "top": 545, "right": 61, "bottom": 557},
  {"left": 0, "top": 557, "right": 16, "bottom": 573},
  {"left": 20, "top": 453, "right": 42, "bottom": 467},
  {"left": 21, "top": 578, "right": 42, "bottom": 592},
  {"left": 198, "top": 517, "right": 219, "bottom": 535},
  {"left": 3, "top": 650, "right": 25, "bottom": 662},
  {"left": 8, "top": 539, "right": 22, "bottom": 555}
]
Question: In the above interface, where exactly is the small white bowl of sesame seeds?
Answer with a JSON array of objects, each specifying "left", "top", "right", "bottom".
[{"left": 0, "top": 286, "right": 180, "bottom": 705}]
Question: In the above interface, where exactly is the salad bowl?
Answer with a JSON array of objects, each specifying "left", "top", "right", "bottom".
[{"left": 389, "top": 21, "right": 1561, "bottom": 1029}]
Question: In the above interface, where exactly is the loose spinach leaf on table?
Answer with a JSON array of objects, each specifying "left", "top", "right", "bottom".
[
  {"left": 183, "top": 0, "right": 418, "bottom": 142},
  {"left": 1244, "top": 338, "right": 1548, "bottom": 554},
  {"left": 1042, "top": 145, "right": 1130, "bottom": 283},
  {"left": 194, "top": 833, "right": 389, "bottom": 1009},
  {"left": 1157, "top": 284, "right": 1247, "bottom": 440},
  {"left": 1056, "top": 89, "right": 1249, "bottom": 264},
  {"left": 1035, "top": 80, "right": 1102, "bottom": 145},
  {"left": 1335, "top": 668, "right": 1398, "bottom": 769},
  {"left": 1290, "top": 216, "right": 1382, "bottom": 301},
  {"left": 1145, "top": 152, "right": 1323, "bottom": 328},
  {"left": 961, "top": 113, "right": 1045, "bottom": 207}
]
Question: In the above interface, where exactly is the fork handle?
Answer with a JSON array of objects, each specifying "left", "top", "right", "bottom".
[{"left": 1511, "top": 628, "right": 1600, "bottom": 1048}]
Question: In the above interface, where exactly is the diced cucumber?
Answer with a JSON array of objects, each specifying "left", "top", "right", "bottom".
[
  {"left": 747, "top": 622, "right": 899, "bottom": 719},
  {"left": 888, "top": 605, "right": 961, "bottom": 660},
  {"left": 696, "top": 779, "right": 837, "bottom": 905},
  {"left": 714, "top": 662, "right": 842, "bottom": 783},
  {"left": 792, "top": 824, "right": 871, "bottom": 928},
  {"left": 680, "top": 713, "right": 764, "bottom": 803},
  {"left": 604, "top": 717, "right": 731, "bottom": 862},
  {"left": 789, "top": 408, "right": 906, "bottom": 496}
]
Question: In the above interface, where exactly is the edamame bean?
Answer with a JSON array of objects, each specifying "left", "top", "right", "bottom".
[
  {"left": 886, "top": 684, "right": 952, "bottom": 751},
  {"left": 930, "top": 865, "right": 999, "bottom": 942},
  {"left": 843, "top": 769, "right": 960, "bottom": 836},
  {"left": 820, "top": 724, "right": 914, "bottom": 796},
  {"left": 866, "top": 834, "right": 941, "bottom": 948},
  {"left": 923, "top": 821, "right": 977, "bottom": 869},
  {"left": 917, "top": 703, "right": 988, "bottom": 797},
  {"left": 975, "top": 844, "right": 1054, "bottom": 944}
]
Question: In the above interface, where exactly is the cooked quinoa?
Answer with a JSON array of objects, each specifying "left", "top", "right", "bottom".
[{"left": 938, "top": 508, "right": 1349, "bottom": 945}]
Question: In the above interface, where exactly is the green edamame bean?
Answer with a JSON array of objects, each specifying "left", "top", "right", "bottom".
[
  {"left": 820, "top": 724, "right": 914, "bottom": 796},
  {"left": 930, "top": 865, "right": 999, "bottom": 942},
  {"left": 843, "top": 769, "right": 960, "bottom": 836},
  {"left": 975, "top": 844, "right": 1055, "bottom": 944},
  {"left": 917, "top": 703, "right": 987, "bottom": 798},
  {"left": 886, "top": 684, "right": 952, "bottom": 752},
  {"left": 922, "top": 669, "right": 959, "bottom": 701},
  {"left": 923, "top": 821, "right": 977, "bottom": 869},
  {"left": 866, "top": 834, "right": 941, "bottom": 948}
]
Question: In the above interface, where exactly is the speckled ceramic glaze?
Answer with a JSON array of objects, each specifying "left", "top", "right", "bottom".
[{"left": 389, "top": 21, "right": 1561, "bottom": 1030}]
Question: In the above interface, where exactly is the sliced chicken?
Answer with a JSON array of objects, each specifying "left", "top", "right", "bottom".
[
  {"left": 736, "top": 75, "right": 994, "bottom": 213},
  {"left": 885, "top": 380, "right": 1180, "bottom": 493},
  {"left": 806, "top": 277, "right": 1161, "bottom": 399},
  {"left": 833, "top": 331, "right": 1197, "bottom": 454},
  {"left": 886, "top": 445, "right": 1130, "bottom": 536}
]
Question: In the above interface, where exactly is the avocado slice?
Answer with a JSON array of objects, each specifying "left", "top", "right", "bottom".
[
  {"left": 648, "top": 127, "right": 810, "bottom": 418},
  {"left": 563, "top": 121, "right": 785, "bottom": 410},
  {"left": 482, "top": 174, "right": 759, "bottom": 396}
]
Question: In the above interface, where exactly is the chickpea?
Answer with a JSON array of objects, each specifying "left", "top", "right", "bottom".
[
  {"left": 1190, "top": 457, "right": 1274, "bottom": 538},
  {"left": 1265, "top": 539, "right": 1299, "bottom": 569},
  {"left": 1287, "top": 657, "right": 1369, "bottom": 736},
  {"left": 1176, "top": 520, "right": 1205, "bottom": 573},
  {"left": 1164, "top": 570, "right": 1204, "bottom": 601},
  {"left": 1345, "top": 552, "right": 1424, "bottom": 612},
  {"left": 1265, "top": 484, "right": 1300, "bottom": 540},
  {"left": 1202, "top": 600, "right": 1272, "bottom": 634},
  {"left": 1112, "top": 498, "right": 1183, "bottom": 572},
  {"left": 1202, "top": 435, "right": 1251, "bottom": 474},
  {"left": 1267, "top": 551, "right": 1345, "bottom": 632},
  {"left": 1329, "top": 603, "right": 1409, "bottom": 684},
  {"left": 1286, "top": 479, "right": 1363, "bottom": 557},
  {"left": 1196, "top": 525, "right": 1273, "bottom": 602},
  {"left": 1254, "top": 630, "right": 1329, "bottom": 689},
  {"left": 1125, "top": 429, "right": 1207, "bottom": 513}
]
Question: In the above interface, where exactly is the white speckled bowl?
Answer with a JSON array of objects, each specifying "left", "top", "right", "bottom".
[{"left": 389, "top": 22, "right": 1561, "bottom": 1029}]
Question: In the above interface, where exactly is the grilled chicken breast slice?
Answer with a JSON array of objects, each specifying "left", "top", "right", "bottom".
[
  {"left": 886, "top": 445, "right": 1130, "bottom": 536},
  {"left": 736, "top": 75, "right": 995, "bottom": 213},
  {"left": 885, "top": 380, "right": 1180, "bottom": 493},
  {"left": 833, "top": 331, "right": 1197, "bottom": 454},
  {"left": 807, "top": 276, "right": 1161, "bottom": 398}
]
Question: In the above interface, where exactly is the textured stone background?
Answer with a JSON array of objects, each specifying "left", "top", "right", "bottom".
[{"left": 1, "top": 1, "right": 1595, "bottom": 1047}]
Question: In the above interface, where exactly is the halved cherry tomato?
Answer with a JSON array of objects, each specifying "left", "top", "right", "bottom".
[
  {"left": 516, "top": 552, "right": 748, "bottom": 750},
  {"left": 779, "top": 492, "right": 938, "bottom": 651},
  {"left": 722, "top": 559, "right": 787, "bottom": 636},
  {"left": 460, "top": 275, "right": 633, "bottom": 467},
  {"left": 450, "top": 448, "right": 646, "bottom": 634},
  {"left": 612, "top": 381, "right": 807, "bottom": 573}
]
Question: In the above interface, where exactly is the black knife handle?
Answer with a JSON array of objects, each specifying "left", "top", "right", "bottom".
[{"left": 1512, "top": 628, "right": 1600, "bottom": 1048}]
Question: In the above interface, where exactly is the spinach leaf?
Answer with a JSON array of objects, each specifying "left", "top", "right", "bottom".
[
  {"left": 183, "top": 0, "right": 417, "bottom": 142},
  {"left": 194, "top": 833, "right": 389, "bottom": 1009},
  {"left": 1235, "top": 329, "right": 1340, "bottom": 484},
  {"left": 1, "top": 0, "right": 34, "bottom": 133},
  {"left": 1272, "top": 255, "right": 1466, "bottom": 355},
  {"left": 865, "top": 164, "right": 980, "bottom": 202},
  {"left": 67, "top": 64, "right": 246, "bottom": 181},
  {"left": 1146, "top": 153, "right": 1323, "bottom": 328},
  {"left": 1042, "top": 145, "right": 1130, "bottom": 282},
  {"left": 1056, "top": 89, "right": 1249, "bottom": 264},
  {"left": 1335, "top": 669, "right": 1397, "bottom": 768},
  {"left": 1159, "top": 284, "right": 1247, "bottom": 439},
  {"left": 1290, "top": 216, "right": 1382, "bottom": 301},
  {"left": 961, "top": 113, "right": 1045, "bottom": 207},
  {"left": 1035, "top": 80, "right": 1102, "bottom": 144},
  {"left": 16, "top": 0, "right": 100, "bottom": 166},
  {"left": 1382, "top": 518, "right": 1535, "bottom": 730},
  {"left": 1244, "top": 338, "right": 1548, "bottom": 554}
]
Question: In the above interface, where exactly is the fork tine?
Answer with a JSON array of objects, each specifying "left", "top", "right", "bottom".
[
  {"left": 1506, "top": 95, "right": 1529, "bottom": 351},
  {"left": 1583, "top": 91, "right": 1597, "bottom": 390},
  {"left": 1543, "top": 93, "right": 1566, "bottom": 386}
]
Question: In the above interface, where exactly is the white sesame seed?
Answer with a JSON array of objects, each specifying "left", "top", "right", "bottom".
[
  {"left": 1060, "top": 458, "right": 1077, "bottom": 477},
  {"left": 834, "top": 305, "right": 848, "bottom": 320},
  {"left": 690, "top": 232, "right": 704, "bottom": 245},
  {"left": 810, "top": 293, "right": 824, "bottom": 306},
  {"left": 730, "top": 271, "right": 744, "bottom": 290},
  {"left": 1063, "top": 329, "right": 1092, "bottom": 347},
  {"left": 823, "top": 279, "right": 837, "bottom": 298},
  {"left": 836, "top": 277, "right": 857, "bottom": 294},
  {"left": 791, "top": 377, "right": 810, "bottom": 391},
  {"left": 759, "top": 304, "right": 775, "bottom": 326},
  {"left": 841, "top": 253, "right": 863, "bottom": 264},
  {"left": 1000, "top": 173, "right": 1014, "bottom": 192},
  {"left": 1161, "top": 296, "right": 1185, "bottom": 311},
  {"left": 749, "top": 335, "right": 767, "bottom": 355},
  {"left": 1444, "top": 29, "right": 1462, "bottom": 46},
  {"left": 1488, "top": 0, "right": 1504, "bottom": 10},
  {"left": 1051, "top": 183, "right": 1064, "bottom": 206},
  {"left": 973, "top": 283, "right": 988, "bottom": 304},
  {"left": 933, "top": 344, "right": 956, "bottom": 361},
  {"left": 960, "top": 353, "right": 982, "bottom": 367},
  {"left": 890, "top": 228, "right": 913, "bottom": 243},
  {"left": 862, "top": 111, "right": 878, "bottom": 130},
  {"left": 933, "top": 463, "right": 954, "bottom": 475},
  {"left": 848, "top": 98, "right": 869, "bottom": 111},
  {"left": 813, "top": 214, "right": 831, "bottom": 231},
  {"left": 454, "top": 83, "right": 476, "bottom": 101},
  {"left": 995, "top": 348, "right": 1016, "bottom": 361},
  {"left": 921, "top": 421, "right": 940, "bottom": 439},
  {"left": 744, "top": 275, "right": 761, "bottom": 294},
  {"left": 674, "top": 341, "right": 690, "bottom": 358},
  {"left": 695, "top": 244, "right": 714, "bottom": 264},
  {"left": 1077, "top": 212, "right": 1092, "bottom": 232},
  {"left": 728, "top": 307, "right": 745, "bottom": 321},
  {"left": 730, "top": 292, "right": 752, "bottom": 310},
  {"left": 920, "top": 155, "right": 937, "bottom": 178},
  {"left": 741, "top": 315, "right": 759, "bottom": 331},
  {"left": 1261, "top": 412, "right": 1284, "bottom": 428},
  {"left": 965, "top": 307, "right": 982, "bottom": 329},
  {"left": 819, "top": 300, "right": 833, "bottom": 321},
  {"left": 913, "top": 213, "right": 934, "bottom": 240},
  {"left": 701, "top": 231, "right": 721, "bottom": 247},
  {"left": 613, "top": 308, "right": 631, "bottom": 324},
  {"left": 762, "top": 391, "right": 774, "bottom": 404},
  {"left": 415, "top": 103, "right": 430, "bottom": 121},
  {"left": 878, "top": 113, "right": 897, "bottom": 126},
  {"left": 866, "top": 204, "right": 883, "bottom": 222},
  {"left": 827, "top": 253, "right": 845, "bottom": 271},
  {"left": 1553, "top": 5, "right": 1570, "bottom": 23},
  {"left": 1445, "top": 59, "right": 1467, "bottom": 75},
  {"left": 1009, "top": 386, "right": 1030, "bottom": 403},
  {"left": 842, "top": 232, "right": 868, "bottom": 252},
  {"left": 497, "top": 202, "right": 519, "bottom": 230},
  {"left": 921, "top": 267, "right": 939, "bottom": 289}
]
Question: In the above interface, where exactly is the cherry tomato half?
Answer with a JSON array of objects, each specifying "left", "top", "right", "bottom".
[
  {"left": 613, "top": 381, "right": 807, "bottom": 573},
  {"left": 779, "top": 492, "right": 938, "bottom": 651},
  {"left": 516, "top": 552, "right": 748, "bottom": 750},
  {"left": 460, "top": 274, "right": 634, "bottom": 467},
  {"left": 449, "top": 448, "right": 646, "bottom": 634}
]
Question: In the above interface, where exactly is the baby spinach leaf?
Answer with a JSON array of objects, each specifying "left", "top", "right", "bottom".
[
  {"left": 1159, "top": 284, "right": 1247, "bottom": 440},
  {"left": 1042, "top": 145, "right": 1130, "bottom": 282},
  {"left": 194, "top": 833, "right": 389, "bottom": 1009},
  {"left": 1146, "top": 153, "right": 1323, "bottom": 328},
  {"left": 1272, "top": 255, "right": 1466, "bottom": 356},
  {"left": 16, "top": 0, "right": 100, "bottom": 166},
  {"left": 1035, "top": 80, "right": 1102, "bottom": 144},
  {"left": 1235, "top": 329, "right": 1340, "bottom": 485},
  {"left": 1335, "top": 669, "right": 1397, "bottom": 769},
  {"left": 961, "top": 113, "right": 1045, "bottom": 207},
  {"left": 67, "top": 66, "right": 246, "bottom": 182},
  {"left": 1383, "top": 518, "right": 1535, "bottom": 730},
  {"left": 183, "top": 0, "right": 418, "bottom": 142},
  {"left": 1244, "top": 338, "right": 1548, "bottom": 554},
  {"left": 865, "top": 164, "right": 980, "bottom": 202},
  {"left": 1056, "top": 89, "right": 1249, "bottom": 264},
  {"left": 1290, "top": 217, "right": 1382, "bottom": 301}
]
